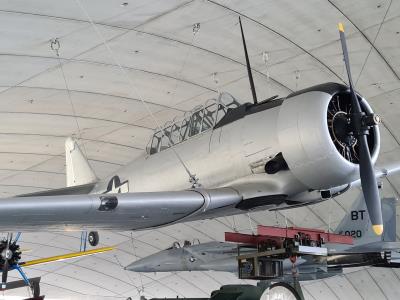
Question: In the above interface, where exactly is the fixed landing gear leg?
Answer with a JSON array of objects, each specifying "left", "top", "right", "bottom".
[{"left": 80, "top": 231, "right": 87, "bottom": 252}]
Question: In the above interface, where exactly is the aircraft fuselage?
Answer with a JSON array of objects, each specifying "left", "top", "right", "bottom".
[{"left": 93, "top": 83, "right": 379, "bottom": 209}]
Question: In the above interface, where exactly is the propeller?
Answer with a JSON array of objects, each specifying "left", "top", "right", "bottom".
[
  {"left": 338, "top": 23, "right": 382, "bottom": 235},
  {"left": 1, "top": 233, "right": 13, "bottom": 289},
  {"left": 0, "top": 230, "right": 111, "bottom": 296}
]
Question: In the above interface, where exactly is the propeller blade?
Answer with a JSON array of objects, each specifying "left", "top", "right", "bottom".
[
  {"left": 1, "top": 235, "right": 11, "bottom": 289},
  {"left": 359, "top": 135, "right": 383, "bottom": 234},
  {"left": 1, "top": 259, "right": 8, "bottom": 289},
  {"left": 338, "top": 25, "right": 355, "bottom": 91},
  {"left": 338, "top": 23, "right": 383, "bottom": 235},
  {"left": 338, "top": 24, "right": 363, "bottom": 114}
]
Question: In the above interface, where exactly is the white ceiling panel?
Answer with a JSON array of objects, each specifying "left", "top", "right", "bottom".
[
  {"left": 0, "top": 11, "right": 123, "bottom": 58},
  {"left": 323, "top": 275, "right": 364, "bottom": 300},
  {"left": 302, "top": 280, "right": 338, "bottom": 300},
  {"left": 0, "top": 55, "right": 57, "bottom": 87},
  {"left": 24, "top": 61, "right": 210, "bottom": 108},
  {"left": 0, "top": 0, "right": 400, "bottom": 299},
  {"left": 345, "top": 268, "right": 388, "bottom": 299},
  {"left": 367, "top": 268, "right": 400, "bottom": 299}
]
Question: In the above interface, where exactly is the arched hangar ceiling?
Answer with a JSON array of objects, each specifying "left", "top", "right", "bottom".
[{"left": 0, "top": 0, "right": 400, "bottom": 299}]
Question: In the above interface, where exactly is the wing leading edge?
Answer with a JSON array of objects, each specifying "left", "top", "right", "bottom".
[{"left": 0, "top": 188, "right": 243, "bottom": 231}]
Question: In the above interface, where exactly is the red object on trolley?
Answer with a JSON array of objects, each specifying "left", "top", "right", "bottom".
[{"left": 225, "top": 225, "right": 353, "bottom": 245}]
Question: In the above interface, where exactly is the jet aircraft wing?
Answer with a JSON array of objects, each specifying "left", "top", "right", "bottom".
[{"left": 344, "top": 242, "right": 400, "bottom": 253}]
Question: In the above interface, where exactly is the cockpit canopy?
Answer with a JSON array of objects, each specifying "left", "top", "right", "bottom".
[{"left": 146, "top": 93, "right": 240, "bottom": 155}]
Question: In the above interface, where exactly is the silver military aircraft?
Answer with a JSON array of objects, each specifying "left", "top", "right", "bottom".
[
  {"left": 125, "top": 193, "right": 400, "bottom": 282},
  {"left": 0, "top": 23, "right": 398, "bottom": 236}
]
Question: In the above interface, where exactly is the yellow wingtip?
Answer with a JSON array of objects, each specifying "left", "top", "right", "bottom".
[
  {"left": 338, "top": 23, "right": 344, "bottom": 32},
  {"left": 372, "top": 224, "right": 383, "bottom": 236}
]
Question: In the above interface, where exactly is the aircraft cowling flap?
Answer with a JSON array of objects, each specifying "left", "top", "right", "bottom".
[{"left": 277, "top": 89, "right": 380, "bottom": 190}]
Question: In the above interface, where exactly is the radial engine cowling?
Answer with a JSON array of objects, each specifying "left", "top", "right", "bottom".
[{"left": 277, "top": 83, "right": 380, "bottom": 190}]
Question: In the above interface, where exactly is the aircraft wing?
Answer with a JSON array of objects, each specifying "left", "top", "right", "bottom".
[
  {"left": 350, "top": 161, "right": 400, "bottom": 188},
  {"left": 4, "top": 160, "right": 399, "bottom": 232},
  {"left": 343, "top": 242, "right": 400, "bottom": 253},
  {"left": 0, "top": 188, "right": 243, "bottom": 231}
]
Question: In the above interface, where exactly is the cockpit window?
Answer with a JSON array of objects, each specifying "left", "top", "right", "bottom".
[
  {"left": 189, "top": 106, "right": 203, "bottom": 137},
  {"left": 170, "top": 123, "right": 181, "bottom": 145},
  {"left": 202, "top": 103, "right": 217, "bottom": 132},
  {"left": 160, "top": 125, "right": 172, "bottom": 152},
  {"left": 180, "top": 115, "right": 190, "bottom": 141},
  {"left": 146, "top": 93, "right": 240, "bottom": 155},
  {"left": 149, "top": 131, "right": 162, "bottom": 155}
]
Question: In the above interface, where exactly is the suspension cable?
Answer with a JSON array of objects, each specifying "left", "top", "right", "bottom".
[
  {"left": 169, "top": 22, "right": 200, "bottom": 105},
  {"left": 247, "top": 212, "right": 255, "bottom": 235},
  {"left": 355, "top": 0, "right": 393, "bottom": 86},
  {"left": 262, "top": 51, "right": 271, "bottom": 97},
  {"left": 74, "top": 0, "right": 200, "bottom": 187},
  {"left": 130, "top": 232, "right": 145, "bottom": 295},
  {"left": 50, "top": 37, "right": 88, "bottom": 157}
]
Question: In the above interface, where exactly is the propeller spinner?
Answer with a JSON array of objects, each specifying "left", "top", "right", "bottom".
[{"left": 338, "top": 23, "right": 382, "bottom": 235}]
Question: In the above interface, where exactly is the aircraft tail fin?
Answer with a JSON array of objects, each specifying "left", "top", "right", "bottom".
[
  {"left": 382, "top": 198, "right": 397, "bottom": 242},
  {"left": 335, "top": 192, "right": 397, "bottom": 246},
  {"left": 65, "top": 137, "right": 97, "bottom": 187}
]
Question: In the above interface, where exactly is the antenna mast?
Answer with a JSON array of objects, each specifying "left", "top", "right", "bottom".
[{"left": 239, "top": 16, "right": 258, "bottom": 104}]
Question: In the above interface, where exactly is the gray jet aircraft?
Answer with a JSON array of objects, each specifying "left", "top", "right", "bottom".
[{"left": 126, "top": 193, "right": 400, "bottom": 282}]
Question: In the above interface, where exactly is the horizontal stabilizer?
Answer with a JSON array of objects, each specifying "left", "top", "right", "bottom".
[{"left": 17, "top": 182, "right": 96, "bottom": 198}]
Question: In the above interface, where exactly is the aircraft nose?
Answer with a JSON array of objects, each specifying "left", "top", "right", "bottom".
[
  {"left": 125, "top": 248, "right": 185, "bottom": 272},
  {"left": 125, "top": 259, "right": 155, "bottom": 272}
]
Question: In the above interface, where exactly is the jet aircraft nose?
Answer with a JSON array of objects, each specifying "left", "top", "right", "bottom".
[
  {"left": 125, "top": 247, "right": 187, "bottom": 272},
  {"left": 125, "top": 257, "right": 156, "bottom": 272}
]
